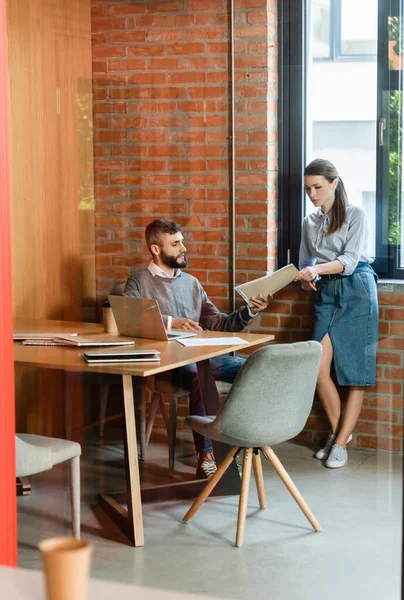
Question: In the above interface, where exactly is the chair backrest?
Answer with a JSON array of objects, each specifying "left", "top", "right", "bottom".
[
  {"left": 15, "top": 435, "right": 53, "bottom": 478},
  {"left": 212, "top": 341, "right": 322, "bottom": 447},
  {"left": 110, "top": 281, "right": 126, "bottom": 296}
]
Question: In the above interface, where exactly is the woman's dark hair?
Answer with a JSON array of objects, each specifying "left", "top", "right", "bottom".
[
  {"left": 304, "top": 158, "right": 348, "bottom": 235},
  {"left": 145, "top": 218, "right": 182, "bottom": 251}
]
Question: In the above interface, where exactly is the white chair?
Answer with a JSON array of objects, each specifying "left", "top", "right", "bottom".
[{"left": 16, "top": 434, "right": 81, "bottom": 538}]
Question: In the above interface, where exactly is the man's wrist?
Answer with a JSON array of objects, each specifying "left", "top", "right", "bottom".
[{"left": 247, "top": 305, "right": 258, "bottom": 318}]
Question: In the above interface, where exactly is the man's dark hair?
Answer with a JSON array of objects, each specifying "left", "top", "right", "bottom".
[{"left": 145, "top": 218, "right": 183, "bottom": 251}]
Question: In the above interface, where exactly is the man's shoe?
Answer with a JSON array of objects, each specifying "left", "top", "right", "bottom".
[
  {"left": 196, "top": 454, "right": 217, "bottom": 479},
  {"left": 315, "top": 433, "right": 352, "bottom": 460},
  {"left": 325, "top": 443, "right": 348, "bottom": 468}
]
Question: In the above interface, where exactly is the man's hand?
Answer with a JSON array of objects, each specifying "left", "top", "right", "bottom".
[
  {"left": 249, "top": 293, "right": 270, "bottom": 314},
  {"left": 170, "top": 318, "right": 202, "bottom": 331}
]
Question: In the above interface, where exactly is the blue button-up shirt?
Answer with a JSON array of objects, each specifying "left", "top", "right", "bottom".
[{"left": 299, "top": 205, "right": 372, "bottom": 276}]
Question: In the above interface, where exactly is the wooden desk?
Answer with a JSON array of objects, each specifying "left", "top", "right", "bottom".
[{"left": 14, "top": 320, "right": 274, "bottom": 547}]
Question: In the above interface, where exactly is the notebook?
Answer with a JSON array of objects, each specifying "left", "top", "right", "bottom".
[
  {"left": 84, "top": 347, "right": 160, "bottom": 364},
  {"left": 108, "top": 296, "right": 196, "bottom": 342},
  {"left": 235, "top": 264, "right": 299, "bottom": 305},
  {"left": 52, "top": 334, "right": 136, "bottom": 347}
]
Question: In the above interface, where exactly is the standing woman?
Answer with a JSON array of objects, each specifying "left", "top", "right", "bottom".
[{"left": 295, "top": 158, "right": 378, "bottom": 468}]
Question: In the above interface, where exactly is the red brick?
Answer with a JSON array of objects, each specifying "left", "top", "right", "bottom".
[
  {"left": 175, "top": 14, "right": 196, "bottom": 26},
  {"left": 147, "top": 174, "right": 186, "bottom": 185},
  {"left": 109, "top": 58, "right": 148, "bottom": 71},
  {"left": 378, "top": 293, "right": 404, "bottom": 306},
  {"left": 111, "top": 117, "right": 148, "bottom": 128},
  {"left": 95, "top": 242, "right": 127, "bottom": 254},
  {"left": 378, "top": 424, "right": 404, "bottom": 437},
  {"left": 93, "top": 102, "right": 126, "bottom": 114},
  {"left": 378, "top": 337, "right": 404, "bottom": 350},
  {"left": 360, "top": 407, "right": 398, "bottom": 422},
  {"left": 107, "top": 31, "right": 147, "bottom": 44},
  {"left": 147, "top": 29, "right": 185, "bottom": 42},
  {"left": 373, "top": 380, "right": 402, "bottom": 395},
  {"left": 109, "top": 88, "right": 149, "bottom": 100},
  {"left": 95, "top": 131, "right": 127, "bottom": 143},
  {"left": 127, "top": 44, "right": 166, "bottom": 56},
  {"left": 378, "top": 322, "right": 389, "bottom": 335},
  {"left": 109, "top": 4, "right": 146, "bottom": 16},
  {"left": 169, "top": 72, "right": 206, "bottom": 84},
  {"left": 190, "top": 174, "right": 227, "bottom": 186},
  {"left": 93, "top": 60, "right": 108, "bottom": 72},
  {"left": 357, "top": 436, "right": 402, "bottom": 451},
  {"left": 384, "top": 367, "right": 404, "bottom": 380},
  {"left": 186, "top": 26, "right": 227, "bottom": 40},
  {"left": 92, "top": 18, "right": 126, "bottom": 33},
  {"left": 390, "top": 323, "right": 404, "bottom": 335}
]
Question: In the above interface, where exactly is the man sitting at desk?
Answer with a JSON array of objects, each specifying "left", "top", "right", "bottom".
[{"left": 124, "top": 218, "right": 269, "bottom": 478}]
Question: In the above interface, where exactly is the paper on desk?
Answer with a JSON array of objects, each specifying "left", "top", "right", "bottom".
[{"left": 176, "top": 337, "right": 248, "bottom": 347}]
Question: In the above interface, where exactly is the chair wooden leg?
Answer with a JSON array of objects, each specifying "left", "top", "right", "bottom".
[
  {"left": 68, "top": 456, "right": 80, "bottom": 539},
  {"left": 252, "top": 451, "right": 266, "bottom": 509},
  {"left": 262, "top": 446, "right": 321, "bottom": 532},
  {"left": 235, "top": 448, "right": 253, "bottom": 547},
  {"left": 145, "top": 392, "right": 160, "bottom": 447},
  {"left": 99, "top": 383, "right": 110, "bottom": 439},
  {"left": 183, "top": 446, "right": 239, "bottom": 523},
  {"left": 158, "top": 393, "right": 170, "bottom": 434},
  {"left": 168, "top": 396, "right": 178, "bottom": 476}
]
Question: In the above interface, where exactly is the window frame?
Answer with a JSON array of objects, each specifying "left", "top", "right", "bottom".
[{"left": 278, "top": 0, "right": 404, "bottom": 280}]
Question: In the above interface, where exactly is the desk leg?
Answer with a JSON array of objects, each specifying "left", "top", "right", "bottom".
[
  {"left": 196, "top": 360, "right": 241, "bottom": 495},
  {"left": 99, "top": 374, "right": 144, "bottom": 546}
]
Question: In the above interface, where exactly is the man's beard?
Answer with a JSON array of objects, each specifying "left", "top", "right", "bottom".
[{"left": 160, "top": 251, "right": 187, "bottom": 269}]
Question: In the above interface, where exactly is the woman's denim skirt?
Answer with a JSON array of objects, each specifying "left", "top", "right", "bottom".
[{"left": 313, "top": 262, "right": 378, "bottom": 386}]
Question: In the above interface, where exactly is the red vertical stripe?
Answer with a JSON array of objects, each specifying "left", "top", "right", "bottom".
[{"left": 0, "top": 0, "right": 17, "bottom": 567}]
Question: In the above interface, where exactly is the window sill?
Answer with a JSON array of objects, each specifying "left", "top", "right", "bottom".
[{"left": 377, "top": 280, "right": 404, "bottom": 292}]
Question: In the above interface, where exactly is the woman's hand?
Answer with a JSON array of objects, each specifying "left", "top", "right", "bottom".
[
  {"left": 295, "top": 266, "right": 318, "bottom": 282},
  {"left": 300, "top": 279, "right": 317, "bottom": 292}
]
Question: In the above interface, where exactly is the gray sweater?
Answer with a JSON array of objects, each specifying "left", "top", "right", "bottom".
[{"left": 124, "top": 268, "right": 253, "bottom": 332}]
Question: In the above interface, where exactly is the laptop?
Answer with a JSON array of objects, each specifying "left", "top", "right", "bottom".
[
  {"left": 84, "top": 347, "right": 160, "bottom": 364},
  {"left": 108, "top": 295, "right": 197, "bottom": 341}
]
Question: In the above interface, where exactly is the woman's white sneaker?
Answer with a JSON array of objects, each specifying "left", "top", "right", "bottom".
[
  {"left": 325, "top": 443, "right": 348, "bottom": 468},
  {"left": 315, "top": 433, "right": 352, "bottom": 460}
]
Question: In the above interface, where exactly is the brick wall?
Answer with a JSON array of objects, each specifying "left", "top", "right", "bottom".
[
  {"left": 92, "top": 0, "right": 277, "bottom": 309},
  {"left": 91, "top": 0, "right": 403, "bottom": 452}
]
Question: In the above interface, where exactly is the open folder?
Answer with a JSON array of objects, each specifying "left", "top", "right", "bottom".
[{"left": 235, "top": 264, "right": 299, "bottom": 305}]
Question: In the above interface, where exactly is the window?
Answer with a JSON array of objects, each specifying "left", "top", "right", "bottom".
[
  {"left": 279, "top": 0, "right": 404, "bottom": 279},
  {"left": 312, "top": 0, "right": 378, "bottom": 61}
]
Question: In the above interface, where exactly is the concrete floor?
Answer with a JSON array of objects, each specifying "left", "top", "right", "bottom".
[{"left": 17, "top": 421, "right": 402, "bottom": 600}]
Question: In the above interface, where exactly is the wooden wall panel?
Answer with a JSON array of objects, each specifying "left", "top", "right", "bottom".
[
  {"left": 7, "top": 0, "right": 95, "bottom": 436},
  {"left": 7, "top": 0, "right": 95, "bottom": 323},
  {"left": 0, "top": 0, "right": 17, "bottom": 567}
]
